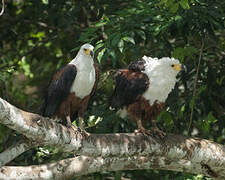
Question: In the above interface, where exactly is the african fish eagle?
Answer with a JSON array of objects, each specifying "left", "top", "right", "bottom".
[
  {"left": 109, "top": 56, "right": 186, "bottom": 137},
  {"left": 41, "top": 43, "right": 98, "bottom": 133}
]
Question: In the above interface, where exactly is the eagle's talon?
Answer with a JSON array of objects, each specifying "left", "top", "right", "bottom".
[
  {"left": 135, "top": 127, "right": 166, "bottom": 139},
  {"left": 67, "top": 125, "right": 80, "bottom": 135},
  {"left": 134, "top": 128, "right": 152, "bottom": 136},
  {"left": 82, "top": 130, "right": 90, "bottom": 138},
  {"left": 150, "top": 127, "right": 166, "bottom": 139},
  {"left": 77, "top": 127, "right": 90, "bottom": 138},
  {"left": 80, "top": 128, "right": 90, "bottom": 138}
]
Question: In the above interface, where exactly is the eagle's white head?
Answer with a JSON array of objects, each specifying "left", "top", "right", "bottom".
[
  {"left": 142, "top": 56, "right": 185, "bottom": 105},
  {"left": 70, "top": 43, "right": 94, "bottom": 66},
  {"left": 79, "top": 43, "right": 94, "bottom": 58}
]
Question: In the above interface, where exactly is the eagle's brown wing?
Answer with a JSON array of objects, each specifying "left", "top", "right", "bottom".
[
  {"left": 109, "top": 69, "right": 149, "bottom": 109},
  {"left": 41, "top": 64, "right": 77, "bottom": 117}
]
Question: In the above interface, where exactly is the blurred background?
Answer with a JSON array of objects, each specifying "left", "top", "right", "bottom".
[{"left": 0, "top": 0, "right": 224, "bottom": 179}]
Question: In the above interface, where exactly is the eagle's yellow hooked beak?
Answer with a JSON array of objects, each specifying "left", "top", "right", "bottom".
[
  {"left": 84, "top": 49, "right": 94, "bottom": 57},
  {"left": 172, "top": 64, "right": 186, "bottom": 72}
]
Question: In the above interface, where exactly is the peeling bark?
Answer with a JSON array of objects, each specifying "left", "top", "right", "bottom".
[{"left": 0, "top": 98, "right": 225, "bottom": 179}]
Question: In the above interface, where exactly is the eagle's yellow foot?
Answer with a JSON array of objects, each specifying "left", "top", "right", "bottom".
[
  {"left": 65, "top": 116, "right": 89, "bottom": 137},
  {"left": 68, "top": 126, "right": 90, "bottom": 139},
  {"left": 77, "top": 127, "right": 90, "bottom": 138},
  {"left": 135, "top": 119, "right": 153, "bottom": 136},
  {"left": 134, "top": 127, "right": 152, "bottom": 136},
  {"left": 135, "top": 127, "right": 166, "bottom": 139},
  {"left": 69, "top": 124, "right": 77, "bottom": 131},
  {"left": 149, "top": 127, "right": 166, "bottom": 139}
]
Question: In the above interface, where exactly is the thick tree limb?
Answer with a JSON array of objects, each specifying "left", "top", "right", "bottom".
[
  {"left": 0, "top": 155, "right": 223, "bottom": 180},
  {"left": 0, "top": 98, "right": 225, "bottom": 179}
]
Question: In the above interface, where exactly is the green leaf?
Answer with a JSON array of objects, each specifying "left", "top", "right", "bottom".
[
  {"left": 30, "top": 31, "right": 45, "bottom": 41},
  {"left": 95, "top": 40, "right": 104, "bottom": 52},
  {"left": 136, "top": 30, "right": 146, "bottom": 41},
  {"left": 179, "top": 0, "right": 190, "bottom": 9},
  {"left": 172, "top": 46, "right": 198, "bottom": 62},
  {"left": 158, "top": 0, "right": 168, "bottom": 6},
  {"left": 42, "top": 0, "right": 48, "bottom": 4},
  {"left": 158, "top": 111, "right": 173, "bottom": 126},
  {"left": 118, "top": 39, "right": 124, "bottom": 53},
  {"left": 94, "top": 20, "right": 107, "bottom": 27},
  {"left": 164, "top": 0, "right": 174, "bottom": 8},
  {"left": 170, "top": 3, "right": 179, "bottom": 13},
  {"left": 178, "top": 104, "right": 185, "bottom": 118},
  {"left": 197, "top": 85, "right": 206, "bottom": 96},
  {"left": 111, "top": 34, "right": 121, "bottom": 47},
  {"left": 122, "top": 36, "right": 135, "bottom": 44},
  {"left": 201, "top": 121, "right": 210, "bottom": 133},
  {"left": 205, "top": 112, "right": 217, "bottom": 124},
  {"left": 172, "top": 47, "right": 185, "bottom": 61},
  {"left": 216, "top": 76, "right": 225, "bottom": 85},
  {"left": 18, "top": 57, "right": 34, "bottom": 78},
  {"left": 55, "top": 48, "right": 62, "bottom": 58},
  {"left": 97, "top": 48, "right": 105, "bottom": 63}
]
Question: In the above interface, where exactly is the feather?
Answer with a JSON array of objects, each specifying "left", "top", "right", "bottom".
[
  {"left": 109, "top": 69, "right": 149, "bottom": 109},
  {"left": 41, "top": 65, "right": 77, "bottom": 117}
]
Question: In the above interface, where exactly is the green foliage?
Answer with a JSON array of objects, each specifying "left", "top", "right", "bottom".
[{"left": 0, "top": 0, "right": 225, "bottom": 179}]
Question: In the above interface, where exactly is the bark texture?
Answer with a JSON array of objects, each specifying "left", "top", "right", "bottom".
[{"left": 0, "top": 98, "right": 225, "bottom": 179}]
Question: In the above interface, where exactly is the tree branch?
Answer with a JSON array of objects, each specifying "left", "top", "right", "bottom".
[
  {"left": 0, "top": 138, "right": 34, "bottom": 166},
  {"left": 0, "top": 155, "right": 224, "bottom": 180},
  {"left": 0, "top": 98, "right": 225, "bottom": 179}
]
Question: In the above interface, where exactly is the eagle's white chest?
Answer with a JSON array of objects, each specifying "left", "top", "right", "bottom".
[
  {"left": 70, "top": 57, "right": 96, "bottom": 99},
  {"left": 142, "top": 76, "right": 176, "bottom": 105}
]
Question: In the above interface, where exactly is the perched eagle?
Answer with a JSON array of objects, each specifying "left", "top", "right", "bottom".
[
  {"left": 41, "top": 43, "right": 98, "bottom": 132},
  {"left": 109, "top": 56, "right": 185, "bottom": 137}
]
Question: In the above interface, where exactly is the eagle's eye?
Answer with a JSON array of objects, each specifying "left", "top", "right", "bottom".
[
  {"left": 84, "top": 48, "right": 88, "bottom": 52},
  {"left": 171, "top": 64, "right": 175, "bottom": 67}
]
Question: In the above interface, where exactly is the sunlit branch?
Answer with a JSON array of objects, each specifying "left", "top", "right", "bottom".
[{"left": 0, "top": 0, "right": 5, "bottom": 16}]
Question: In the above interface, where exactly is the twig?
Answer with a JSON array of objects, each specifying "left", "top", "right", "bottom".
[
  {"left": 188, "top": 39, "right": 204, "bottom": 134},
  {"left": 0, "top": 0, "right": 5, "bottom": 16}
]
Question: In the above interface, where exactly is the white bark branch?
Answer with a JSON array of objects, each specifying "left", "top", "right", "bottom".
[
  {"left": 0, "top": 155, "right": 224, "bottom": 180},
  {"left": 0, "top": 98, "right": 225, "bottom": 179},
  {"left": 0, "top": 138, "right": 34, "bottom": 166}
]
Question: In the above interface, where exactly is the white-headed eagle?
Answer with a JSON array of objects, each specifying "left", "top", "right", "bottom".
[
  {"left": 109, "top": 56, "right": 186, "bottom": 137},
  {"left": 41, "top": 43, "right": 98, "bottom": 133}
]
